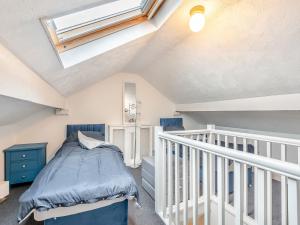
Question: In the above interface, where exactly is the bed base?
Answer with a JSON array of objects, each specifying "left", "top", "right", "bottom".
[{"left": 44, "top": 200, "right": 128, "bottom": 225}]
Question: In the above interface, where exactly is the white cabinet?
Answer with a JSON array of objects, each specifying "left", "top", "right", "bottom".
[{"left": 109, "top": 125, "right": 153, "bottom": 168}]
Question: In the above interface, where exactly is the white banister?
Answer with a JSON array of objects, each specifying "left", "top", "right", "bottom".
[
  {"left": 257, "top": 168, "right": 267, "bottom": 225},
  {"left": 192, "top": 148, "right": 199, "bottom": 225},
  {"left": 183, "top": 145, "right": 189, "bottom": 225},
  {"left": 167, "top": 140, "right": 173, "bottom": 225},
  {"left": 155, "top": 128, "right": 300, "bottom": 225},
  {"left": 253, "top": 140, "right": 259, "bottom": 221},
  {"left": 162, "top": 139, "right": 167, "bottom": 217},
  {"left": 203, "top": 152, "right": 210, "bottom": 225},
  {"left": 217, "top": 157, "right": 225, "bottom": 225},
  {"left": 243, "top": 138, "right": 248, "bottom": 217},
  {"left": 266, "top": 142, "right": 272, "bottom": 225},
  {"left": 287, "top": 178, "right": 300, "bottom": 225},
  {"left": 234, "top": 161, "right": 244, "bottom": 225},
  {"left": 158, "top": 133, "right": 300, "bottom": 180},
  {"left": 174, "top": 143, "right": 180, "bottom": 225},
  {"left": 281, "top": 144, "right": 287, "bottom": 225},
  {"left": 224, "top": 136, "right": 229, "bottom": 204}
]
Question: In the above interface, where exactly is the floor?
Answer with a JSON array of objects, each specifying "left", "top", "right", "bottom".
[{"left": 0, "top": 168, "right": 165, "bottom": 225}]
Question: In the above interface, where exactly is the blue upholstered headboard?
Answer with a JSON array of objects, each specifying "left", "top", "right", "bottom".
[
  {"left": 66, "top": 124, "right": 106, "bottom": 140},
  {"left": 160, "top": 118, "right": 184, "bottom": 131}
]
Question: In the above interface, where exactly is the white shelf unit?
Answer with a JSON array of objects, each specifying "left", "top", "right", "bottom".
[{"left": 109, "top": 124, "right": 153, "bottom": 168}]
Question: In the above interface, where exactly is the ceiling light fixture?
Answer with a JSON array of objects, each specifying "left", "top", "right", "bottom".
[{"left": 189, "top": 5, "right": 205, "bottom": 32}]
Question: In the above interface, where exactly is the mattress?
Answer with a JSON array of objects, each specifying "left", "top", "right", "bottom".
[
  {"left": 18, "top": 141, "right": 139, "bottom": 222},
  {"left": 34, "top": 197, "right": 126, "bottom": 221}
]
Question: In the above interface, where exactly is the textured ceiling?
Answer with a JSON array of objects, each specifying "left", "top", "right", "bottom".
[
  {"left": 0, "top": 95, "right": 46, "bottom": 126},
  {"left": 0, "top": 0, "right": 300, "bottom": 104}
]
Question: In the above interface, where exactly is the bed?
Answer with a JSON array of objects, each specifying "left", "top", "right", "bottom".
[{"left": 18, "top": 124, "right": 139, "bottom": 225}]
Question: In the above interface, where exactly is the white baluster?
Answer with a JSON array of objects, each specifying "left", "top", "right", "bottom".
[
  {"left": 175, "top": 143, "right": 180, "bottom": 225},
  {"left": 217, "top": 156, "right": 225, "bottom": 225},
  {"left": 243, "top": 138, "right": 248, "bottom": 217},
  {"left": 257, "top": 168, "right": 267, "bottom": 225},
  {"left": 234, "top": 161, "right": 244, "bottom": 225},
  {"left": 162, "top": 139, "right": 167, "bottom": 217},
  {"left": 167, "top": 140, "right": 173, "bottom": 224},
  {"left": 183, "top": 146, "right": 189, "bottom": 225},
  {"left": 192, "top": 149, "right": 199, "bottom": 225},
  {"left": 266, "top": 142, "right": 272, "bottom": 225},
  {"left": 190, "top": 147, "right": 193, "bottom": 201},
  {"left": 203, "top": 152, "right": 210, "bottom": 225},
  {"left": 253, "top": 140, "right": 258, "bottom": 220},
  {"left": 224, "top": 136, "right": 229, "bottom": 204},
  {"left": 287, "top": 178, "right": 300, "bottom": 225},
  {"left": 281, "top": 144, "right": 287, "bottom": 225},
  {"left": 298, "top": 146, "right": 300, "bottom": 166}
]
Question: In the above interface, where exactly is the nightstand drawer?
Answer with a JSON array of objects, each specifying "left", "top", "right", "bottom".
[
  {"left": 11, "top": 160, "right": 39, "bottom": 172},
  {"left": 10, "top": 170, "right": 37, "bottom": 184},
  {"left": 10, "top": 150, "right": 39, "bottom": 162}
]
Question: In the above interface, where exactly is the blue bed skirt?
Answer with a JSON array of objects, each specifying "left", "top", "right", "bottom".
[{"left": 44, "top": 200, "right": 128, "bottom": 225}]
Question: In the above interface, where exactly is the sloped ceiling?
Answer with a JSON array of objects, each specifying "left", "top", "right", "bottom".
[
  {"left": 0, "top": 95, "right": 46, "bottom": 126},
  {"left": 0, "top": 0, "right": 299, "bottom": 104}
]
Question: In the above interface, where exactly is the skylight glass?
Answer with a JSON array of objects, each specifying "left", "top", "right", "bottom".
[
  {"left": 41, "top": 0, "right": 179, "bottom": 68},
  {"left": 53, "top": 0, "right": 144, "bottom": 33}
]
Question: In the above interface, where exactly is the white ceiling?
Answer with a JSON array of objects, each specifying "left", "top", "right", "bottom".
[
  {"left": 0, "top": 95, "right": 46, "bottom": 126},
  {"left": 0, "top": 0, "right": 299, "bottom": 104}
]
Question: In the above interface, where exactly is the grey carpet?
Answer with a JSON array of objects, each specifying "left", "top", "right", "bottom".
[{"left": 0, "top": 168, "right": 164, "bottom": 225}]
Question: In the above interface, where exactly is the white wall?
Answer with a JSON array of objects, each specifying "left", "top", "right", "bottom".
[
  {"left": 0, "top": 43, "right": 65, "bottom": 108},
  {"left": 0, "top": 73, "right": 175, "bottom": 181},
  {"left": 0, "top": 125, "right": 17, "bottom": 180}
]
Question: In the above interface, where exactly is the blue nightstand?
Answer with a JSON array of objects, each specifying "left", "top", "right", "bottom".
[{"left": 4, "top": 143, "right": 47, "bottom": 185}]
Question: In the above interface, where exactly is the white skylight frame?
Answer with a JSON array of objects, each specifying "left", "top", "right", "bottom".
[
  {"left": 53, "top": 0, "right": 144, "bottom": 33},
  {"left": 42, "top": 0, "right": 182, "bottom": 68}
]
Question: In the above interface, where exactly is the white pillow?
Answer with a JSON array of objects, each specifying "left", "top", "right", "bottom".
[{"left": 78, "top": 131, "right": 106, "bottom": 150}]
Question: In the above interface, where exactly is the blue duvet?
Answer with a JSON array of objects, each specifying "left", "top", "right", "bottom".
[{"left": 18, "top": 142, "right": 139, "bottom": 222}]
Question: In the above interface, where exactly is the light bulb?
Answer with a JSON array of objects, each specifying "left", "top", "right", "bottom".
[{"left": 189, "top": 13, "right": 205, "bottom": 32}]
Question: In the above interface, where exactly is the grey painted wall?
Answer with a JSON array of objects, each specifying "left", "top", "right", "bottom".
[
  {"left": 182, "top": 111, "right": 300, "bottom": 139},
  {"left": 182, "top": 111, "right": 300, "bottom": 164}
]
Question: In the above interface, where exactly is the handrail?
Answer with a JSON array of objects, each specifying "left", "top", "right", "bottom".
[
  {"left": 159, "top": 132, "right": 300, "bottom": 180},
  {"left": 212, "top": 129, "right": 300, "bottom": 147},
  {"left": 167, "top": 127, "right": 300, "bottom": 147},
  {"left": 166, "top": 129, "right": 209, "bottom": 135}
]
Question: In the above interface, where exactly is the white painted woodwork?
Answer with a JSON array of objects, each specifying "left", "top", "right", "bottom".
[
  {"left": 217, "top": 157, "right": 225, "bottom": 225},
  {"left": 167, "top": 140, "right": 173, "bottom": 225},
  {"left": 155, "top": 127, "right": 300, "bottom": 225},
  {"left": 281, "top": 144, "right": 287, "bottom": 225},
  {"left": 154, "top": 126, "right": 163, "bottom": 213},
  {"left": 203, "top": 152, "right": 210, "bottom": 225},
  {"left": 182, "top": 145, "right": 189, "bottom": 225},
  {"left": 192, "top": 148, "right": 199, "bottom": 225},
  {"left": 287, "top": 178, "right": 300, "bottom": 225},
  {"left": 234, "top": 162, "right": 244, "bottom": 225},
  {"left": 257, "top": 168, "right": 267, "bottom": 225},
  {"left": 174, "top": 143, "right": 180, "bottom": 225},
  {"left": 243, "top": 138, "right": 248, "bottom": 217},
  {"left": 266, "top": 142, "right": 272, "bottom": 225},
  {"left": 224, "top": 136, "right": 229, "bottom": 204},
  {"left": 162, "top": 139, "right": 167, "bottom": 217},
  {"left": 109, "top": 125, "right": 153, "bottom": 167}
]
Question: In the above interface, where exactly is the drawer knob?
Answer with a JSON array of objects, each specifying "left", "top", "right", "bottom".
[
  {"left": 21, "top": 175, "right": 26, "bottom": 179},
  {"left": 22, "top": 154, "right": 27, "bottom": 158},
  {"left": 22, "top": 164, "right": 26, "bottom": 168}
]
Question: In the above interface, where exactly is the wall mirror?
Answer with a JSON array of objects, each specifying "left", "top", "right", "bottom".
[{"left": 123, "top": 82, "right": 137, "bottom": 124}]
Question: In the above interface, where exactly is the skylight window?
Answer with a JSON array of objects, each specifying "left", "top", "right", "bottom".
[{"left": 42, "top": 0, "right": 180, "bottom": 68}]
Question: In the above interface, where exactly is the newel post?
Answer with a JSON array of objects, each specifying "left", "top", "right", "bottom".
[{"left": 154, "top": 126, "right": 164, "bottom": 214}]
